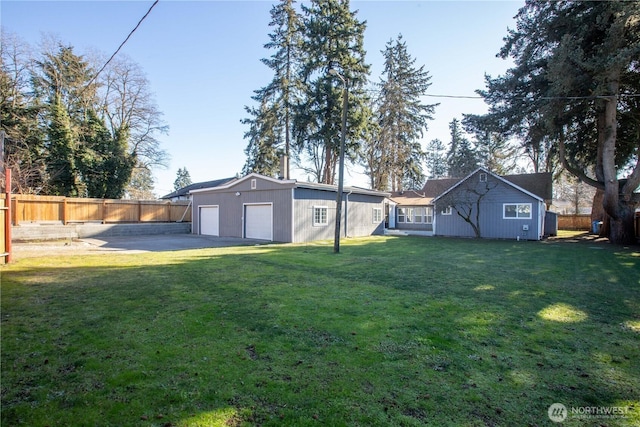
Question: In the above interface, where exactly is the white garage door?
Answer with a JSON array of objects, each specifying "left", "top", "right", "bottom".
[
  {"left": 200, "top": 206, "right": 219, "bottom": 236},
  {"left": 245, "top": 204, "right": 272, "bottom": 241}
]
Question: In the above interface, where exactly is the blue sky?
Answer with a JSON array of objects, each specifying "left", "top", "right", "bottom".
[{"left": 2, "top": 0, "right": 523, "bottom": 197}]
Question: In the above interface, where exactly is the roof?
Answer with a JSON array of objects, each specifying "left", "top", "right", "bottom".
[
  {"left": 387, "top": 169, "right": 553, "bottom": 207},
  {"left": 161, "top": 177, "right": 237, "bottom": 199},
  {"left": 432, "top": 167, "right": 547, "bottom": 203},
  {"left": 189, "top": 173, "right": 389, "bottom": 197},
  {"left": 503, "top": 172, "right": 553, "bottom": 201},
  {"left": 388, "top": 190, "right": 433, "bottom": 206}
]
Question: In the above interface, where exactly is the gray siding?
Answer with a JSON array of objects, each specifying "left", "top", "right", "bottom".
[
  {"left": 193, "top": 175, "right": 387, "bottom": 244},
  {"left": 192, "top": 177, "right": 294, "bottom": 242},
  {"left": 292, "top": 189, "right": 385, "bottom": 243},
  {"left": 435, "top": 173, "right": 543, "bottom": 240}
]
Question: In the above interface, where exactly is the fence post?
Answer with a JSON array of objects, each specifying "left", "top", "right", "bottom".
[{"left": 62, "top": 197, "right": 67, "bottom": 225}]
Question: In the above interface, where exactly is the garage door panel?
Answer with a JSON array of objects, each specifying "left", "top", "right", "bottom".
[
  {"left": 200, "top": 206, "right": 219, "bottom": 236},
  {"left": 245, "top": 204, "right": 272, "bottom": 240}
]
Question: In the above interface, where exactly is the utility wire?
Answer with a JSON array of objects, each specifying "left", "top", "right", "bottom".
[{"left": 85, "top": 0, "right": 159, "bottom": 89}]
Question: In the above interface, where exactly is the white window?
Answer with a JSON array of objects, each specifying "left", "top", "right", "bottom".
[
  {"left": 373, "top": 208, "right": 382, "bottom": 223},
  {"left": 414, "top": 207, "right": 423, "bottom": 223},
  {"left": 398, "top": 208, "right": 406, "bottom": 223},
  {"left": 503, "top": 203, "right": 532, "bottom": 219},
  {"left": 251, "top": 179, "right": 257, "bottom": 189},
  {"left": 313, "top": 206, "right": 328, "bottom": 226},
  {"left": 479, "top": 173, "right": 487, "bottom": 182},
  {"left": 441, "top": 206, "right": 452, "bottom": 215},
  {"left": 405, "top": 208, "right": 414, "bottom": 223},
  {"left": 425, "top": 207, "right": 434, "bottom": 224}
]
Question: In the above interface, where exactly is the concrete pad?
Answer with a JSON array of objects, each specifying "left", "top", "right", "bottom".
[{"left": 10, "top": 234, "right": 271, "bottom": 259}]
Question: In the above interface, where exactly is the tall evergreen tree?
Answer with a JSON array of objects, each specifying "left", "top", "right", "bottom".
[
  {"left": 78, "top": 110, "right": 134, "bottom": 198},
  {"left": 367, "top": 35, "right": 437, "bottom": 191},
  {"left": 46, "top": 94, "right": 78, "bottom": 196},
  {"left": 242, "top": 0, "right": 301, "bottom": 177},
  {"left": 425, "top": 138, "right": 448, "bottom": 179},
  {"left": 447, "top": 118, "right": 478, "bottom": 177},
  {"left": 295, "top": 0, "right": 371, "bottom": 184},
  {"left": 173, "top": 167, "right": 192, "bottom": 191},
  {"left": 477, "top": 0, "right": 640, "bottom": 244}
]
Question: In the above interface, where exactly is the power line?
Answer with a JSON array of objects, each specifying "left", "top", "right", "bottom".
[{"left": 86, "top": 0, "right": 159, "bottom": 89}]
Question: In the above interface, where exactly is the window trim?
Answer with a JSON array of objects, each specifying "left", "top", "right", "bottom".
[
  {"left": 441, "top": 206, "right": 452, "bottom": 215},
  {"left": 397, "top": 207, "right": 406, "bottom": 223},
  {"left": 503, "top": 203, "right": 532, "bottom": 219},
  {"left": 373, "top": 207, "right": 382, "bottom": 223},
  {"left": 250, "top": 178, "right": 257, "bottom": 189},
  {"left": 479, "top": 173, "right": 487, "bottom": 182},
  {"left": 313, "top": 206, "right": 329, "bottom": 226}
]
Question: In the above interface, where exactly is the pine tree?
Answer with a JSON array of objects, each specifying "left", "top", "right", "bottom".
[
  {"left": 242, "top": 0, "right": 301, "bottom": 177},
  {"left": 446, "top": 119, "right": 478, "bottom": 177},
  {"left": 45, "top": 94, "right": 78, "bottom": 196},
  {"left": 368, "top": 35, "right": 437, "bottom": 191},
  {"left": 295, "top": 0, "right": 371, "bottom": 184},
  {"left": 425, "top": 138, "right": 447, "bottom": 179},
  {"left": 173, "top": 167, "right": 192, "bottom": 191}
]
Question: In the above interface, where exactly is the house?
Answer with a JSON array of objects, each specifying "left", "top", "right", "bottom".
[
  {"left": 391, "top": 168, "right": 553, "bottom": 240},
  {"left": 161, "top": 177, "right": 237, "bottom": 201},
  {"left": 190, "top": 173, "right": 389, "bottom": 243},
  {"left": 388, "top": 178, "right": 459, "bottom": 233}
]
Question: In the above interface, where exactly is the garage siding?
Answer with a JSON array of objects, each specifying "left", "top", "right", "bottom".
[
  {"left": 292, "top": 189, "right": 385, "bottom": 243},
  {"left": 192, "top": 178, "right": 294, "bottom": 242}
]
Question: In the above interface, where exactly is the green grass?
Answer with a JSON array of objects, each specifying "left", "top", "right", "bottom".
[{"left": 1, "top": 236, "right": 639, "bottom": 426}]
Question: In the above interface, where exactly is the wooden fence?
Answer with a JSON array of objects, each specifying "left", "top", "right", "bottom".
[
  {"left": 557, "top": 214, "right": 592, "bottom": 231},
  {"left": 4, "top": 194, "right": 191, "bottom": 225}
]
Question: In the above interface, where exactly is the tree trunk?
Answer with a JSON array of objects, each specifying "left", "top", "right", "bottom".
[{"left": 609, "top": 203, "right": 636, "bottom": 245}]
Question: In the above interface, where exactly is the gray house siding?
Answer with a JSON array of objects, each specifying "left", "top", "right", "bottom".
[
  {"left": 192, "top": 177, "right": 294, "bottom": 242},
  {"left": 192, "top": 174, "right": 388, "bottom": 244},
  {"left": 345, "top": 193, "right": 386, "bottom": 238},
  {"left": 292, "top": 189, "right": 385, "bottom": 243},
  {"left": 293, "top": 189, "right": 337, "bottom": 243},
  {"left": 434, "top": 173, "right": 544, "bottom": 240}
]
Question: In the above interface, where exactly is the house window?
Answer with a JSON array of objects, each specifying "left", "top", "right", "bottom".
[
  {"left": 503, "top": 203, "right": 532, "bottom": 219},
  {"left": 373, "top": 208, "right": 382, "bottom": 223},
  {"left": 479, "top": 173, "right": 487, "bottom": 182},
  {"left": 405, "top": 208, "right": 414, "bottom": 223},
  {"left": 251, "top": 179, "right": 257, "bottom": 189},
  {"left": 442, "top": 206, "right": 452, "bottom": 215},
  {"left": 313, "top": 206, "right": 328, "bottom": 226},
  {"left": 425, "top": 207, "right": 433, "bottom": 224},
  {"left": 414, "top": 207, "right": 423, "bottom": 223},
  {"left": 398, "top": 208, "right": 406, "bottom": 223}
]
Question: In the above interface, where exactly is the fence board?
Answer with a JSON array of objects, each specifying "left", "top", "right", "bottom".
[
  {"left": 557, "top": 214, "right": 591, "bottom": 231},
  {"left": 10, "top": 195, "right": 191, "bottom": 224}
]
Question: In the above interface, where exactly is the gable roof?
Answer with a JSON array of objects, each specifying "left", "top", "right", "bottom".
[
  {"left": 189, "top": 172, "right": 389, "bottom": 197},
  {"left": 161, "top": 177, "right": 237, "bottom": 199},
  {"left": 432, "top": 167, "right": 546, "bottom": 204}
]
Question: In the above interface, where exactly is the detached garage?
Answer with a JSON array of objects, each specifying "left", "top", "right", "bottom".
[{"left": 190, "top": 173, "right": 388, "bottom": 243}]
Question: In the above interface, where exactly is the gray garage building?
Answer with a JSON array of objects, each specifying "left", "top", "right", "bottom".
[{"left": 190, "top": 173, "right": 389, "bottom": 243}]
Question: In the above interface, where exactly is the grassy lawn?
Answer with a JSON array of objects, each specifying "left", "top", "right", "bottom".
[{"left": 1, "top": 236, "right": 638, "bottom": 426}]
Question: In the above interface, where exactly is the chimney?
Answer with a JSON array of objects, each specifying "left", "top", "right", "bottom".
[{"left": 279, "top": 155, "right": 289, "bottom": 180}]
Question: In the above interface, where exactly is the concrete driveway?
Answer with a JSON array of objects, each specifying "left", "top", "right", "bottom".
[{"left": 11, "top": 234, "right": 270, "bottom": 258}]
